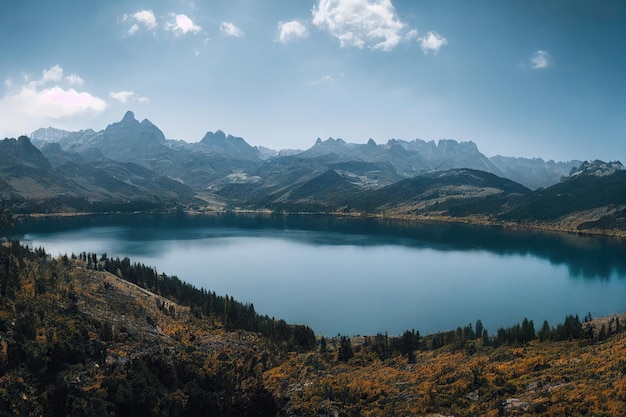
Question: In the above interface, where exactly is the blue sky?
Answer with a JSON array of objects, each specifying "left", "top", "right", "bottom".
[{"left": 1, "top": 0, "right": 624, "bottom": 161}]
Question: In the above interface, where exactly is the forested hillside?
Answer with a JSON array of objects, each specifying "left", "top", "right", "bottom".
[
  {"left": 1, "top": 242, "right": 626, "bottom": 416},
  {"left": 0, "top": 242, "right": 311, "bottom": 416}
]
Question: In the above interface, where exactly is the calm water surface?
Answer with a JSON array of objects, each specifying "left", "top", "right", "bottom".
[{"left": 6, "top": 214, "right": 626, "bottom": 336}]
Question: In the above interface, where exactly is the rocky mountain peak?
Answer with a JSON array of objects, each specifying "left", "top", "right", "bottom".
[
  {"left": 568, "top": 160, "right": 624, "bottom": 178},
  {"left": 200, "top": 130, "right": 227, "bottom": 144},
  {"left": 199, "top": 130, "right": 260, "bottom": 161},
  {"left": 104, "top": 111, "right": 166, "bottom": 143},
  {"left": 30, "top": 127, "right": 71, "bottom": 143},
  {"left": 122, "top": 110, "right": 136, "bottom": 123},
  {"left": 0, "top": 136, "right": 53, "bottom": 171}
]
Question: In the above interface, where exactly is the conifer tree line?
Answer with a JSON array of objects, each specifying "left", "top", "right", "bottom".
[
  {"left": 340, "top": 313, "right": 623, "bottom": 363},
  {"left": 75, "top": 251, "right": 316, "bottom": 351}
]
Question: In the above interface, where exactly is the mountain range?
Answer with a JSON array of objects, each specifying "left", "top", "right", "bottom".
[
  {"left": 2, "top": 111, "right": 624, "bottom": 235},
  {"left": 30, "top": 111, "right": 580, "bottom": 191}
]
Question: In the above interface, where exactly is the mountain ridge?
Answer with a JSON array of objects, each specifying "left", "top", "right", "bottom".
[
  {"left": 28, "top": 111, "right": 580, "bottom": 190},
  {"left": 0, "top": 111, "right": 621, "bottom": 237}
]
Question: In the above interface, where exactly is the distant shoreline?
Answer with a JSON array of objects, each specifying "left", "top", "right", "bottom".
[{"left": 10, "top": 208, "right": 626, "bottom": 240}]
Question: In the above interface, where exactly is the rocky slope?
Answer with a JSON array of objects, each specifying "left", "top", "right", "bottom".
[{"left": 0, "top": 136, "right": 210, "bottom": 214}]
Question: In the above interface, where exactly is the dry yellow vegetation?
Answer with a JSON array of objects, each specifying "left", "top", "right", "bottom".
[{"left": 264, "top": 332, "right": 626, "bottom": 416}]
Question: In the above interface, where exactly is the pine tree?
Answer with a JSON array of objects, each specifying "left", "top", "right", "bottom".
[
  {"left": 481, "top": 329, "right": 490, "bottom": 346},
  {"left": 475, "top": 320, "right": 484, "bottom": 341},
  {"left": 338, "top": 336, "right": 354, "bottom": 362},
  {"left": 538, "top": 320, "right": 551, "bottom": 342}
]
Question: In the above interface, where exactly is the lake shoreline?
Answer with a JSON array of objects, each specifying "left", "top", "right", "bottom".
[
  {"left": 13, "top": 208, "right": 626, "bottom": 240},
  {"left": 8, "top": 209, "right": 626, "bottom": 337}
]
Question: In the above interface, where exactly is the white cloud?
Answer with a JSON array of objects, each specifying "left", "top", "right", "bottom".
[
  {"left": 0, "top": 66, "right": 106, "bottom": 137},
  {"left": 277, "top": 20, "right": 309, "bottom": 44},
  {"left": 168, "top": 14, "right": 202, "bottom": 35},
  {"left": 132, "top": 10, "right": 157, "bottom": 29},
  {"left": 311, "top": 0, "right": 412, "bottom": 51},
  {"left": 418, "top": 31, "right": 447, "bottom": 54},
  {"left": 41, "top": 65, "right": 63, "bottom": 84},
  {"left": 29, "top": 65, "right": 84, "bottom": 88},
  {"left": 110, "top": 91, "right": 149, "bottom": 104},
  {"left": 127, "top": 24, "right": 140, "bottom": 36},
  {"left": 530, "top": 50, "right": 550, "bottom": 69},
  {"left": 109, "top": 91, "right": 134, "bottom": 103},
  {"left": 220, "top": 22, "right": 244, "bottom": 38},
  {"left": 65, "top": 73, "right": 84, "bottom": 86},
  {"left": 123, "top": 10, "right": 157, "bottom": 35}
]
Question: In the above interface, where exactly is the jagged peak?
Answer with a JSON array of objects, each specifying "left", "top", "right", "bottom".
[
  {"left": 0, "top": 135, "right": 53, "bottom": 171},
  {"left": 367, "top": 138, "right": 376, "bottom": 146},
  {"left": 568, "top": 160, "right": 624, "bottom": 178},
  {"left": 17, "top": 135, "right": 32, "bottom": 144},
  {"left": 200, "top": 130, "right": 229, "bottom": 144},
  {"left": 316, "top": 137, "right": 347, "bottom": 145},
  {"left": 102, "top": 111, "right": 166, "bottom": 142},
  {"left": 122, "top": 110, "right": 136, "bottom": 123}
]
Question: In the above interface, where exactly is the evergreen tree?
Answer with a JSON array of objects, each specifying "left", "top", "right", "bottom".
[
  {"left": 521, "top": 318, "right": 536, "bottom": 343},
  {"left": 475, "top": 320, "right": 484, "bottom": 341},
  {"left": 399, "top": 329, "right": 420, "bottom": 363},
  {"left": 372, "top": 332, "right": 390, "bottom": 360},
  {"left": 481, "top": 329, "right": 490, "bottom": 346},
  {"left": 538, "top": 320, "right": 551, "bottom": 342},
  {"left": 320, "top": 336, "right": 327, "bottom": 354},
  {"left": 337, "top": 336, "right": 354, "bottom": 362}
]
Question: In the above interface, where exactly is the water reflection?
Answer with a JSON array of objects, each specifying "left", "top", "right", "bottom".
[
  {"left": 8, "top": 213, "right": 626, "bottom": 280},
  {"left": 5, "top": 213, "right": 626, "bottom": 336}
]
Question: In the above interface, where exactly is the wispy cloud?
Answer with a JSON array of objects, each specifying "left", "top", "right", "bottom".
[
  {"left": 0, "top": 66, "right": 106, "bottom": 137},
  {"left": 123, "top": 10, "right": 157, "bottom": 36},
  {"left": 311, "top": 0, "right": 413, "bottom": 51},
  {"left": 64, "top": 73, "right": 84, "bottom": 86},
  {"left": 220, "top": 22, "right": 244, "bottom": 38},
  {"left": 418, "top": 31, "right": 447, "bottom": 54},
  {"left": 277, "top": 20, "right": 309, "bottom": 44},
  {"left": 309, "top": 75, "right": 335, "bottom": 86},
  {"left": 530, "top": 50, "right": 550, "bottom": 69},
  {"left": 110, "top": 91, "right": 150, "bottom": 104},
  {"left": 167, "top": 14, "right": 202, "bottom": 36},
  {"left": 29, "top": 65, "right": 86, "bottom": 88}
]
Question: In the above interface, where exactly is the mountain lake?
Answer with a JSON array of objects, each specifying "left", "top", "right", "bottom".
[{"left": 5, "top": 213, "right": 626, "bottom": 336}]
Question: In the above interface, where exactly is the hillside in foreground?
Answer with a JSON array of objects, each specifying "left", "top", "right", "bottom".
[{"left": 1, "top": 243, "right": 626, "bottom": 416}]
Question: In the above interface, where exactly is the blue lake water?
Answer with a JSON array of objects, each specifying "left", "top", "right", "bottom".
[{"left": 6, "top": 213, "right": 626, "bottom": 336}]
